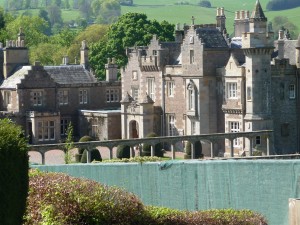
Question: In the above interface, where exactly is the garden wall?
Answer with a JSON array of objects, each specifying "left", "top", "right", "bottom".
[{"left": 34, "top": 159, "right": 300, "bottom": 225}]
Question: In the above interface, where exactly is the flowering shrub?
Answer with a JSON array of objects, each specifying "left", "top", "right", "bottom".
[
  {"left": 24, "top": 171, "right": 146, "bottom": 224},
  {"left": 146, "top": 206, "right": 267, "bottom": 225}
]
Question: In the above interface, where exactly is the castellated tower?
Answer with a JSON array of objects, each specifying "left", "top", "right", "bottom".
[
  {"left": 3, "top": 28, "right": 29, "bottom": 79},
  {"left": 242, "top": 0, "right": 274, "bottom": 148}
]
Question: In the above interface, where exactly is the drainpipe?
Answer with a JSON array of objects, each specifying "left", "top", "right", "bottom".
[
  {"left": 161, "top": 71, "right": 166, "bottom": 136},
  {"left": 297, "top": 69, "right": 300, "bottom": 152}
]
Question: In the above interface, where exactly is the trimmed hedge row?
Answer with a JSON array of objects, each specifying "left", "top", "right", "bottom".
[{"left": 24, "top": 170, "right": 267, "bottom": 225}]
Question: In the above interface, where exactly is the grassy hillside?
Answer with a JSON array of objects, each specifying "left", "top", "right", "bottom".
[
  {"left": 0, "top": 0, "right": 299, "bottom": 36},
  {"left": 122, "top": 0, "right": 300, "bottom": 36}
]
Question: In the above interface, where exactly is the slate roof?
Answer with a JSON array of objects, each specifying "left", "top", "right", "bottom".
[
  {"left": 44, "top": 65, "right": 97, "bottom": 84},
  {"left": 196, "top": 28, "right": 228, "bottom": 48},
  {"left": 0, "top": 65, "right": 97, "bottom": 89},
  {"left": 0, "top": 66, "right": 30, "bottom": 88}
]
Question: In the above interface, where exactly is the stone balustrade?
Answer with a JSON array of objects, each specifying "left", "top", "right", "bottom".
[{"left": 29, "top": 130, "right": 273, "bottom": 164}]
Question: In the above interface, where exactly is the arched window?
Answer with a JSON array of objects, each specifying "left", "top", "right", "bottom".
[{"left": 187, "top": 81, "right": 195, "bottom": 110}]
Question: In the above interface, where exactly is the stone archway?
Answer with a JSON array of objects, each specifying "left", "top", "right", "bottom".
[{"left": 129, "top": 120, "right": 139, "bottom": 139}]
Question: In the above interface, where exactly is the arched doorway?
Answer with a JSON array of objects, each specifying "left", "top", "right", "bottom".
[{"left": 129, "top": 120, "right": 139, "bottom": 138}]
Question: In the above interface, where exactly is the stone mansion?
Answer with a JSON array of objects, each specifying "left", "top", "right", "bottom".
[
  {"left": 1, "top": 0, "right": 299, "bottom": 156},
  {"left": 120, "top": 0, "right": 300, "bottom": 156}
]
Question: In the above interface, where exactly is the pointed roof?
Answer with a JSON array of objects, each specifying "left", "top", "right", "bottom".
[
  {"left": 140, "top": 94, "right": 154, "bottom": 104},
  {"left": 250, "top": 0, "right": 267, "bottom": 22},
  {"left": 120, "top": 92, "right": 134, "bottom": 103}
]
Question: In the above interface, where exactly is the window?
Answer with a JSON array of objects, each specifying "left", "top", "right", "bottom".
[
  {"left": 166, "top": 81, "right": 175, "bottom": 97},
  {"left": 289, "top": 84, "right": 295, "bottom": 99},
  {"left": 168, "top": 114, "right": 176, "bottom": 136},
  {"left": 230, "top": 121, "right": 240, "bottom": 146},
  {"left": 190, "top": 50, "right": 194, "bottom": 64},
  {"left": 255, "top": 136, "right": 261, "bottom": 145},
  {"left": 38, "top": 121, "right": 55, "bottom": 141},
  {"left": 32, "top": 91, "right": 43, "bottom": 106},
  {"left": 247, "top": 87, "right": 252, "bottom": 101},
  {"left": 79, "top": 89, "right": 88, "bottom": 104},
  {"left": 147, "top": 78, "right": 155, "bottom": 100},
  {"left": 131, "top": 87, "right": 139, "bottom": 101},
  {"left": 227, "top": 82, "right": 237, "bottom": 99},
  {"left": 106, "top": 89, "right": 119, "bottom": 102},
  {"left": 91, "top": 122, "right": 98, "bottom": 138},
  {"left": 187, "top": 82, "right": 195, "bottom": 110},
  {"left": 60, "top": 119, "right": 69, "bottom": 136},
  {"left": 132, "top": 71, "right": 138, "bottom": 80},
  {"left": 58, "top": 90, "right": 68, "bottom": 105},
  {"left": 3, "top": 91, "right": 11, "bottom": 106}
]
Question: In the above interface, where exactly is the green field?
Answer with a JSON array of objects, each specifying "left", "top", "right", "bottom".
[
  {"left": 121, "top": 0, "right": 300, "bottom": 35},
  {"left": 0, "top": 0, "right": 299, "bottom": 36}
]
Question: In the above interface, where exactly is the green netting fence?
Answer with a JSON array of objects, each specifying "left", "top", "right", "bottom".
[{"left": 33, "top": 159, "right": 300, "bottom": 225}]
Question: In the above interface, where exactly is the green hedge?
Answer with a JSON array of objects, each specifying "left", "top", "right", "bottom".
[
  {"left": 0, "top": 119, "right": 29, "bottom": 225},
  {"left": 117, "top": 145, "right": 131, "bottom": 159},
  {"left": 142, "top": 132, "right": 164, "bottom": 157},
  {"left": 81, "top": 148, "right": 102, "bottom": 163},
  {"left": 184, "top": 141, "right": 203, "bottom": 159}
]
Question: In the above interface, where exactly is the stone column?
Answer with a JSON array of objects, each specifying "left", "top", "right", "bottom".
[
  {"left": 41, "top": 152, "right": 45, "bottom": 165},
  {"left": 230, "top": 139, "right": 234, "bottom": 157},
  {"left": 267, "top": 135, "right": 270, "bottom": 156},
  {"left": 191, "top": 142, "right": 195, "bottom": 159},
  {"left": 171, "top": 144, "right": 175, "bottom": 160},
  {"left": 249, "top": 137, "right": 253, "bottom": 156},
  {"left": 109, "top": 147, "right": 113, "bottom": 160},
  {"left": 210, "top": 141, "right": 214, "bottom": 158},
  {"left": 151, "top": 145, "right": 155, "bottom": 157},
  {"left": 130, "top": 146, "right": 135, "bottom": 158}
]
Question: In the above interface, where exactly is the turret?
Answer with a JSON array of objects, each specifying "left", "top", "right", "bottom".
[
  {"left": 249, "top": 0, "right": 267, "bottom": 33},
  {"left": 3, "top": 28, "right": 29, "bottom": 79}
]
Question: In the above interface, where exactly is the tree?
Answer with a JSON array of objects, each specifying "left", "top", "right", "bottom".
[
  {"left": 47, "top": 5, "right": 63, "bottom": 27},
  {"left": 29, "top": 42, "right": 67, "bottom": 65},
  {"left": 92, "top": 0, "right": 121, "bottom": 24},
  {"left": 89, "top": 13, "right": 175, "bottom": 79},
  {"left": 38, "top": 9, "right": 51, "bottom": 35},
  {"left": 198, "top": 0, "right": 211, "bottom": 8},
  {"left": 67, "top": 24, "right": 108, "bottom": 63},
  {"left": 79, "top": 0, "right": 92, "bottom": 20},
  {"left": 0, "top": 119, "right": 29, "bottom": 225},
  {"left": 271, "top": 16, "right": 297, "bottom": 39},
  {"left": 266, "top": 0, "right": 300, "bottom": 11},
  {"left": 0, "top": 15, "right": 49, "bottom": 47}
]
